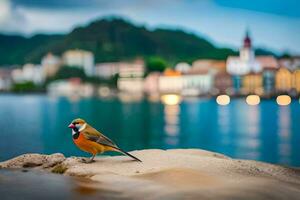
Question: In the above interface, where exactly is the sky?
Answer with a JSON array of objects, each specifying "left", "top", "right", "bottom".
[{"left": 0, "top": 0, "right": 299, "bottom": 55}]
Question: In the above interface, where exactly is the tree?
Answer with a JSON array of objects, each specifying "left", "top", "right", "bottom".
[
  {"left": 146, "top": 57, "right": 168, "bottom": 73},
  {"left": 46, "top": 66, "right": 86, "bottom": 83},
  {"left": 12, "top": 81, "right": 38, "bottom": 92}
]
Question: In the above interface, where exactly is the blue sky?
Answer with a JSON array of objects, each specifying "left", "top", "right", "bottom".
[{"left": 0, "top": 0, "right": 299, "bottom": 55}]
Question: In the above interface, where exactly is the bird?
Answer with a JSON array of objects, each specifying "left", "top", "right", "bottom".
[{"left": 68, "top": 118, "right": 141, "bottom": 163}]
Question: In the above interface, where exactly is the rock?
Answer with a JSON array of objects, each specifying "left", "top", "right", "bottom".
[
  {"left": 0, "top": 153, "right": 66, "bottom": 170},
  {"left": 1, "top": 149, "right": 300, "bottom": 200}
]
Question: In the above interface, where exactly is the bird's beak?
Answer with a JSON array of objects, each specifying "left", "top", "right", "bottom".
[{"left": 68, "top": 123, "right": 75, "bottom": 129}]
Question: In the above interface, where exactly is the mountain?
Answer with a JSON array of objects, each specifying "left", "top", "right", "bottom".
[
  {"left": 0, "top": 34, "right": 63, "bottom": 65},
  {"left": 0, "top": 17, "right": 274, "bottom": 66}
]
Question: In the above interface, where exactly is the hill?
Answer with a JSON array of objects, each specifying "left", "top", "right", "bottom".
[{"left": 0, "top": 17, "right": 274, "bottom": 66}]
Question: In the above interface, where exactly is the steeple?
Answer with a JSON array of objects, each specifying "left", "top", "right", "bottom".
[{"left": 243, "top": 29, "right": 251, "bottom": 48}]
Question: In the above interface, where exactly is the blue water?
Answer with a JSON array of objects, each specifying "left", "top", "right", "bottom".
[{"left": 0, "top": 95, "right": 299, "bottom": 166}]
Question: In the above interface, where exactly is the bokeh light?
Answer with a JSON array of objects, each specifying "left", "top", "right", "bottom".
[
  {"left": 161, "top": 94, "right": 181, "bottom": 105},
  {"left": 216, "top": 95, "right": 230, "bottom": 106},
  {"left": 246, "top": 95, "right": 260, "bottom": 106},
  {"left": 276, "top": 95, "right": 291, "bottom": 106}
]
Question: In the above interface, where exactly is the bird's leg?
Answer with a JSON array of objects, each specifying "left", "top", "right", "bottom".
[
  {"left": 88, "top": 154, "right": 96, "bottom": 163},
  {"left": 81, "top": 154, "right": 96, "bottom": 163}
]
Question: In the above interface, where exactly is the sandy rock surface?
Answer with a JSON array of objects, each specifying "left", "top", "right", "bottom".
[{"left": 1, "top": 149, "right": 300, "bottom": 200}]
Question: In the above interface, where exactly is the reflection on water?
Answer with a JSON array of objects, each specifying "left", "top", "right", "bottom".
[
  {"left": 278, "top": 106, "right": 291, "bottom": 164},
  {"left": 0, "top": 169, "right": 124, "bottom": 200},
  {"left": 164, "top": 104, "right": 180, "bottom": 146},
  {"left": 0, "top": 95, "right": 299, "bottom": 166},
  {"left": 236, "top": 105, "right": 261, "bottom": 160}
]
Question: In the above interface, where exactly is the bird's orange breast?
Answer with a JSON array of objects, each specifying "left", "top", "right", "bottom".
[{"left": 73, "top": 133, "right": 105, "bottom": 155}]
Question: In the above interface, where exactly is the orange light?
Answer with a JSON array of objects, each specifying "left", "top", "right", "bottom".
[
  {"left": 161, "top": 94, "right": 181, "bottom": 105},
  {"left": 216, "top": 95, "right": 230, "bottom": 106},
  {"left": 246, "top": 95, "right": 260, "bottom": 106},
  {"left": 276, "top": 95, "right": 291, "bottom": 106}
]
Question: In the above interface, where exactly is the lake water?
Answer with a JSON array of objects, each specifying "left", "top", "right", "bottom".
[
  {"left": 0, "top": 94, "right": 299, "bottom": 166},
  {"left": 0, "top": 169, "right": 122, "bottom": 200}
]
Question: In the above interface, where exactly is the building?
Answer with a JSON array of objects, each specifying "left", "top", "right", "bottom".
[
  {"left": 243, "top": 73, "right": 263, "bottom": 95},
  {"left": 47, "top": 78, "right": 94, "bottom": 97},
  {"left": 279, "top": 57, "right": 300, "bottom": 71},
  {"left": 12, "top": 64, "right": 44, "bottom": 85},
  {"left": 158, "top": 69, "right": 182, "bottom": 94},
  {"left": 263, "top": 68, "right": 276, "bottom": 95},
  {"left": 95, "top": 63, "right": 120, "bottom": 79},
  {"left": 175, "top": 62, "right": 191, "bottom": 74},
  {"left": 210, "top": 61, "right": 226, "bottom": 73},
  {"left": 41, "top": 53, "right": 61, "bottom": 77},
  {"left": 144, "top": 72, "right": 160, "bottom": 95},
  {"left": 213, "top": 72, "right": 233, "bottom": 95},
  {"left": 192, "top": 59, "right": 226, "bottom": 73},
  {"left": 181, "top": 70, "right": 214, "bottom": 96},
  {"left": 62, "top": 50, "right": 94, "bottom": 76},
  {"left": 256, "top": 56, "right": 278, "bottom": 70},
  {"left": 275, "top": 67, "right": 292, "bottom": 93},
  {"left": 231, "top": 75, "right": 243, "bottom": 94},
  {"left": 292, "top": 69, "right": 300, "bottom": 93},
  {"left": 0, "top": 68, "right": 13, "bottom": 91},
  {"left": 158, "top": 68, "right": 214, "bottom": 96},
  {"left": 226, "top": 31, "right": 261, "bottom": 75},
  {"left": 117, "top": 61, "right": 145, "bottom": 93}
]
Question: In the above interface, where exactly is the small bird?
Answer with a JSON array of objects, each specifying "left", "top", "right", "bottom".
[{"left": 68, "top": 118, "right": 141, "bottom": 163}]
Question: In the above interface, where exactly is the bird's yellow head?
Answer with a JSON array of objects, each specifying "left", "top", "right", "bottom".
[{"left": 68, "top": 118, "right": 87, "bottom": 132}]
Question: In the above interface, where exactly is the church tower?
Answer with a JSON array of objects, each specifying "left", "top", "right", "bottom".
[{"left": 240, "top": 30, "right": 255, "bottom": 62}]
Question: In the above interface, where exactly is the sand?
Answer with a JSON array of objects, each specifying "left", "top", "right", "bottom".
[{"left": 1, "top": 149, "right": 300, "bottom": 200}]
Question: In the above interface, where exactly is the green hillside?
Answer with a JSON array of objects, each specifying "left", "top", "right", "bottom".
[{"left": 0, "top": 18, "right": 245, "bottom": 65}]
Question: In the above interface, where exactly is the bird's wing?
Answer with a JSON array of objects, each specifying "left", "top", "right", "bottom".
[{"left": 82, "top": 126, "right": 117, "bottom": 148}]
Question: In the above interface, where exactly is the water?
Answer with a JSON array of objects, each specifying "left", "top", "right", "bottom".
[
  {"left": 0, "top": 94, "right": 299, "bottom": 166},
  {"left": 0, "top": 169, "right": 125, "bottom": 200}
]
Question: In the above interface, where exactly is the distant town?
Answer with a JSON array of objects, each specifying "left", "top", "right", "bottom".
[{"left": 0, "top": 31, "right": 299, "bottom": 105}]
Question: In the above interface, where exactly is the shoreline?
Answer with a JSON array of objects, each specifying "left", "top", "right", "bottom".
[
  {"left": 0, "top": 92, "right": 299, "bottom": 99},
  {"left": 1, "top": 149, "right": 300, "bottom": 200}
]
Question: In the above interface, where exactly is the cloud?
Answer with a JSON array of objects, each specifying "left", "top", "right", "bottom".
[{"left": 0, "top": 0, "right": 28, "bottom": 33}]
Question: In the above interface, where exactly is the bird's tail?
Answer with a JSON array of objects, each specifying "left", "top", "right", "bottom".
[{"left": 113, "top": 147, "right": 142, "bottom": 162}]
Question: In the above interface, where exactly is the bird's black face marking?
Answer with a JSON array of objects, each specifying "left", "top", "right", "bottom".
[
  {"left": 73, "top": 126, "right": 79, "bottom": 132},
  {"left": 72, "top": 123, "right": 80, "bottom": 139},
  {"left": 72, "top": 132, "right": 80, "bottom": 139}
]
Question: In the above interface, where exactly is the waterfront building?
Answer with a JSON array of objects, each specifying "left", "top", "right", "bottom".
[
  {"left": 192, "top": 60, "right": 226, "bottom": 73},
  {"left": 211, "top": 61, "right": 226, "bottom": 73},
  {"left": 192, "top": 59, "right": 215, "bottom": 71},
  {"left": 243, "top": 73, "right": 263, "bottom": 95},
  {"left": 47, "top": 78, "right": 94, "bottom": 97},
  {"left": 0, "top": 68, "right": 13, "bottom": 91},
  {"left": 62, "top": 50, "right": 94, "bottom": 76},
  {"left": 41, "top": 53, "right": 61, "bottom": 77},
  {"left": 117, "top": 60, "right": 145, "bottom": 93},
  {"left": 256, "top": 56, "right": 278, "bottom": 70},
  {"left": 181, "top": 70, "right": 214, "bottom": 96},
  {"left": 158, "top": 69, "right": 183, "bottom": 94},
  {"left": 226, "top": 31, "right": 261, "bottom": 75},
  {"left": 231, "top": 75, "right": 243, "bottom": 95},
  {"left": 144, "top": 72, "right": 160, "bottom": 95},
  {"left": 95, "top": 63, "right": 120, "bottom": 79},
  {"left": 292, "top": 69, "right": 300, "bottom": 93},
  {"left": 12, "top": 64, "right": 44, "bottom": 85},
  {"left": 213, "top": 72, "right": 233, "bottom": 95},
  {"left": 263, "top": 68, "right": 276, "bottom": 95},
  {"left": 279, "top": 57, "right": 300, "bottom": 71},
  {"left": 175, "top": 62, "right": 191, "bottom": 74},
  {"left": 275, "top": 67, "right": 292, "bottom": 93}
]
